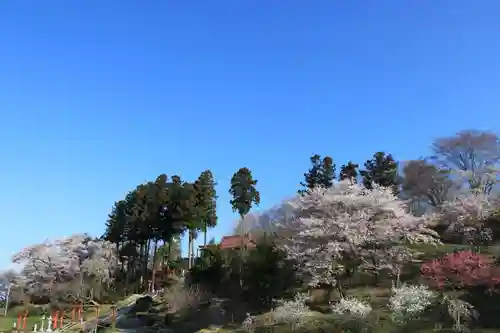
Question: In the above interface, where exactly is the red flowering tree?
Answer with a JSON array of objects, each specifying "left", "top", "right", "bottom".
[{"left": 421, "top": 251, "right": 500, "bottom": 291}]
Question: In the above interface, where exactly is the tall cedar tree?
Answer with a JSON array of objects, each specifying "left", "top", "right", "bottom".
[
  {"left": 130, "top": 182, "right": 156, "bottom": 291},
  {"left": 339, "top": 161, "right": 359, "bottom": 183},
  {"left": 195, "top": 170, "right": 218, "bottom": 246},
  {"left": 229, "top": 167, "right": 260, "bottom": 286},
  {"left": 360, "top": 152, "right": 399, "bottom": 193},
  {"left": 298, "top": 154, "right": 336, "bottom": 195},
  {"left": 104, "top": 180, "right": 186, "bottom": 293},
  {"left": 134, "top": 174, "right": 172, "bottom": 290},
  {"left": 166, "top": 175, "right": 199, "bottom": 269},
  {"left": 104, "top": 200, "right": 128, "bottom": 253},
  {"left": 229, "top": 167, "right": 260, "bottom": 219}
]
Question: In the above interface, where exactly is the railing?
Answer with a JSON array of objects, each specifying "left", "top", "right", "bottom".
[
  {"left": 1, "top": 293, "right": 158, "bottom": 333},
  {"left": 1, "top": 306, "right": 115, "bottom": 333}
]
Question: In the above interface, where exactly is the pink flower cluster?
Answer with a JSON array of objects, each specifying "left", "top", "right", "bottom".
[{"left": 421, "top": 251, "right": 500, "bottom": 290}]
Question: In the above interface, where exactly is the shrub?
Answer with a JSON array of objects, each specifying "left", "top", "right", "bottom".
[
  {"left": 388, "top": 284, "right": 436, "bottom": 324},
  {"left": 331, "top": 297, "right": 372, "bottom": 318},
  {"left": 241, "top": 240, "right": 301, "bottom": 307},
  {"left": 162, "top": 283, "right": 209, "bottom": 313},
  {"left": 269, "top": 293, "right": 310, "bottom": 326},
  {"left": 421, "top": 250, "right": 500, "bottom": 290},
  {"left": 242, "top": 293, "right": 311, "bottom": 332}
]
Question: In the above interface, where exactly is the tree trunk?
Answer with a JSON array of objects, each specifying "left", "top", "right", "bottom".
[
  {"left": 188, "top": 232, "right": 192, "bottom": 269},
  {"left": 151, "top": 240, "right": 158, "bottom": 293},
  {"left": 204, "top": 221, "right": 207, "bottom": 246},
  {"left": 143, "top": 240, "right": 151, "bottom": 292},
  {"left": 239, "top": 216, "right": 245, "bottom": 288},
  {"left": 191, "top": 235, "right": 195, "bottom": 267}
]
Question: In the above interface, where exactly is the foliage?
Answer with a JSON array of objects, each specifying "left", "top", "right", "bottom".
[
  {"left": 442, "top": 296, "right": 476, "bottom": 332},
  {"left": 241, "top": 239, "right": 301, "bottom": 307},
  {"left": 421, "top": 251, "right": 500, "bottom": 290},
  {"left": 360, "top": 151, "right": 399, "bottom": 193},
  {"left": 189, "top": 239, "right": 300, "bottom": 308},
  {"left": 0, "top": 270, "right": 16, "bottom": 304},
  {"left": 242, "top": 293, "right": 311, "bottom": 332},
  {"left": 268, "top": 293, "right": 310, "bottom": 327},
  {"left": 298, "top": 154, "right": 336, "bottom": 195},
  {"left": 195, "top": 170, "right": 218, "bottom": 246},
  {"left": 331, "top": 296, "right": 372, "bottom": 318},
  {"left": 162, "top": 283, "right": 210, "bottom": 313},
  {"left": 431, "top": 189, "right": 499, "bottom": 245},
  {"left": 187, "top": 248, "right": 227, "bottom": 291},
  {"left": 230, "top": 167, "right": 260, "bottom": 219},
  {"left": 11, "top": 234, "right": 119, "bottom": 303},
  {"left": 277, "top": 180, "right": 440, "bottom": 293},
  {"left": 388, "top": 283, "right": 436, "bottom": 324},
  {"left": 339, "top": 161, "right": 359, "bottom": 182}
]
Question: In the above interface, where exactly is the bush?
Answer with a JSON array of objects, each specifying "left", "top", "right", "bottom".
[
  {"left": 187, "top": 247, "right": 229, "bottom": 291},
  {"left": 189, "top": 238, "right": 300, "bottom": 308},
  {"left": 163, "top": 283, "right": 209, "bottom": 313},
  {"left": 241, "top": 240, "right": 301, "bottom": 307},
  {"left": 331, "top": 297, "right": 372, "bottom": 318},
  {"left": 242, "top": 293, "right": 311, "bottom": 332},
  {"left": 421, "top": 250, "right": 500, "bottom": 291}
]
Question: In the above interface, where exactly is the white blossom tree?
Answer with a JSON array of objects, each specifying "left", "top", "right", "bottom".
[
  {"left": 11, "top": 234, "right": 119, "bottom": 302},
  {"left": 0, "top": 269, "right": 17, "bottom": 308},
  {"left": 430, "top": 188, "right": 500, "bottom": 246},
  {"left": 276, "top": 180, "right": 441, "bottom": 295}
]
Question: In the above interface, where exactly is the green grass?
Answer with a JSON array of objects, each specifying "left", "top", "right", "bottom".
[{"left": 0, "top": 315, "right": 42, "bottom": 331}]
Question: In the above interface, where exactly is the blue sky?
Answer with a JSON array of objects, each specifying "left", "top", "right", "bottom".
[{"left": 1, "top": 1, "right": 500, "bottom": 269}]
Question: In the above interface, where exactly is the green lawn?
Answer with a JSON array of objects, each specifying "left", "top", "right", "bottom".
[{"left": 0, "top": 315, "right": 42, "bottom": 331}]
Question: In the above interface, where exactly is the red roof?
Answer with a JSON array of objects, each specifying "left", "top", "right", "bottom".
[{"left": 219, "top": 234, "right": 256, "bottom": 249}]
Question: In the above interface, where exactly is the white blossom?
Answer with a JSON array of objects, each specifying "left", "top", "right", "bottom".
[
  {"left": 444, "top": 297, "right": 476, "bottom": 332},
  {"left": 331, "top": 297, "right": 372, "bottom": 318},
  {"left": 389, "top": 284, "right": 436, "bottom": 324},
  {"left": 11, "top": 234, "right": 119, "bottom": 299},
  {"left": 269, "top": 293, "right": 310, "bottom": 326},
  {"left": 432, "top": 189, "right": 499, "bottom": 244},
  {"left": 276, "top": 181, "right": 441, "bottom": 287}
]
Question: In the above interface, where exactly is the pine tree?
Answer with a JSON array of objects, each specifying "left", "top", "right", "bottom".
[
  {"left": 360, "top": 152, "right": 399, "bottom": 193},
  {"left": 298, "top": 154, "right": 322, "bottom": 195},
  {"left": 320, "top": 156, "right": 336, "bottom": 188},
  {"left": 298, "top": 154, "right": 336, "bottom": 195},
  {"left": 339, "top": 161, "right": 359, "bottom": 183}
]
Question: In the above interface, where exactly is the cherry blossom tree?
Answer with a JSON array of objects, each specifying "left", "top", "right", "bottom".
[
  {"left": 430, "top": 188, "right": 499, "bottom": 246},
  {"left": 11, "top": 234, "right": 119, "bottom": 302},
  {"left": 276, "top": 180, "right": 441, "bottom": 295},
  {"left": 0, "top": 269, "right": 17, "bottom": 307}
]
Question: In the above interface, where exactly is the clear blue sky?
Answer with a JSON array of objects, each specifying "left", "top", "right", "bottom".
[{"left": 1, "top": 1, "right": 499, "bottom": 269}]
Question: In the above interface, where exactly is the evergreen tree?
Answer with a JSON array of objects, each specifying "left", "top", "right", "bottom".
[
  {"left": 104, "top": 200, "right": 128, "bottom": 253},
  {"left": 229, "top": 167, "right": 260, "bottom": 285},
  {"left": 320, "top": 156, "right": 336, "bottom": 188},
  {"left": 195, "top": 170, "right": 218, "bottom": 246},
  {"left": 360, "top": 152, "right": 399, "bottom": 193},
  {"left": 339, "top": 161, "right": 359, "bottom": 183},
  {"left": 229, "top": 167, "right": 260, "bottom": 219},
  {"left": 298, "top": 154, "right": 336, "bottom": 195},
  {"left": 165, "top": 175, "right": 199, "bottom": 269}
]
